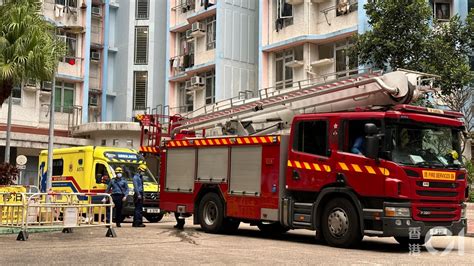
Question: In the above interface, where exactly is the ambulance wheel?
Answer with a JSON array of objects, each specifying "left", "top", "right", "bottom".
[
  {"left": 321, "top": 198, "right": 362, "bottom": 248},
  {"left": 199, "top": 193, "right": 224, "bottom": 233},
  {"left": 145, "top": 213, "right": 164, "bottom": 223},
  {"left": 257, "top": 222, "right": 289, "bottom": 234}
]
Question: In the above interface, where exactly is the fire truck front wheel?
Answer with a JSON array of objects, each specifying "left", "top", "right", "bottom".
[
  {"left": 198, "top": 193, "right": 225, "bottom": 233},
  {"left": 321, "top": 197, "right": 362, "bottom": 248}
]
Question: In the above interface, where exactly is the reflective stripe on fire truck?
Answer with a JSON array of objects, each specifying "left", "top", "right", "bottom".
[
  {"left": 287, "top": 160, "right": 389, "bottom": 176},
  {"left": 287, "top": 160, "right": 331, "bottom": 173},
  {"left": 165, "top": 136, "right": 281, "bottom": 147},
  {"left": 139, "top": 146, "right": 159, "bottom": 153}
]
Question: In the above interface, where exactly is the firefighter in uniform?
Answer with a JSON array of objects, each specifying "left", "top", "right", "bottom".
[
  {"left": 132, "top": 164, "right": 147, "bottom": 227},
  {"left": 105, "top": 167, "right": 129, "bottom": 227}
]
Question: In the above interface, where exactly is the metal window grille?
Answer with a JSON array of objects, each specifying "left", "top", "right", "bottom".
[
  {"left": 135, "top": 26, "right": 149, "bottom": 65},
  {"left": 133, "top": 71, "right": 148, "bottom": 110},
  {"left": 136, "top": 0, "right": 149, "bottom": 20}
]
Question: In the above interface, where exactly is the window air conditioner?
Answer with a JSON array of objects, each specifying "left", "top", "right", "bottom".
[
  {"left": 92, "top": 6, "right": 102, "bottom": 16},
  {"left": 191, "top": 22, "right": 206, "bottom": 38},
  {"left": 190, "top": 76, "right": 204, "bottom": 87},
  {"left": 91, "top": 51, "right": 101, "bottom": 61}
]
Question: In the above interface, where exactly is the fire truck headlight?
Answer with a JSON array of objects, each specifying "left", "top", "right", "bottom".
[{"left": 385, "top": 207, "right": 410, "bottom": 217}]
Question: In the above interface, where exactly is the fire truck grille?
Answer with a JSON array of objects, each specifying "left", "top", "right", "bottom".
[
  {"left": 413, "top": 205, "right": 460, "bottom": 221},
  {"left": 416, "top": 190, "right": 458, "bottom": 197},
  {"left": 416, "top": 181, "right": 458, "bottom": 189},
  {"left": 144, "top": 192, "right": 159, "bottom": 201}
]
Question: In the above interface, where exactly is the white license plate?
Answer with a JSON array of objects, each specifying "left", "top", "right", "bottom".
[
  {"left": 429, "top": 228, "right": 448, "bottom": 236},
  {"left": 145, "top": 208, "right": 160, "bottom": 214}
]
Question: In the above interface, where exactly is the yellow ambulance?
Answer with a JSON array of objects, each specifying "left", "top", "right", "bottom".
[{"left": 38, "top": 146, "right": 163, "bottom": 222}]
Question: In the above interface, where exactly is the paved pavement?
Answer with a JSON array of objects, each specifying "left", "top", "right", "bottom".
[
  {"left": 467, "top": 203, "right": 474, "bottom": 236},
  {"left": 0, "top": 215, "right": 473, "bottom": 265}
]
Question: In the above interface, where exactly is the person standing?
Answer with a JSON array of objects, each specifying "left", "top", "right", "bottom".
[
  {"left": 132, "top": 164, "right": 147, "bottom": 227},
  {"left": 105, "top": 167, "right": 129, "bottom": 227}
]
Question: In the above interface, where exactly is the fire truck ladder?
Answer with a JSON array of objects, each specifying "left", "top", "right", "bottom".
[{"left": 172, "top": 69, "right": 435, "bottom": 136}]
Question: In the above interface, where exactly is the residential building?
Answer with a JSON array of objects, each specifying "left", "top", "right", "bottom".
[{"left": 167, "top": 0, "right": 260, "bottom": 115}]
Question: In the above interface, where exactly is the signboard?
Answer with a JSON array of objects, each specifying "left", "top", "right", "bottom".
[
  {"left": 16, "top": 155, "right": 27, "bottom": 166},
  {"left": 16, "top": 164, "right": 26, "bottom": 170},
  {"left": 63, "top": 207, "right": 78, "bottom": 227}
]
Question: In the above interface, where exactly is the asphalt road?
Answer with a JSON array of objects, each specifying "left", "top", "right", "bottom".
[{"left": 0, "top": 215, "right": 473, "bottom": 265}]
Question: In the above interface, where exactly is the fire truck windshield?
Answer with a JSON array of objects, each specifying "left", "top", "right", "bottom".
[
  {"left": 386, "top": 121, "right": 462, "bottom": 169},
  {"left": 110, "top": 163, "right": 157, "bottom": 183}
]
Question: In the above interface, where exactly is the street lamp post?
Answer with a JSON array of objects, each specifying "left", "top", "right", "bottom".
[
  {"left": 4, "top": 96, "right": 12, "bottom": 163},
  {"left": 46, "top": 70, "right": 56, "bottom": 192}
]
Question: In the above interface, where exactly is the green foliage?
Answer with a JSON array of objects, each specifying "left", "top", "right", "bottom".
[
  {"left": 0, "top": 162, "right": 18, "bottom": 185},
  {"left": 0, "top": 0, "right": 66, "bottom": 105},
  {"left": 465, "top": 159, "right": 474, "bottom": 185},
  {"left": 352, "top": 0, "right": 474, "bottom": 96}
]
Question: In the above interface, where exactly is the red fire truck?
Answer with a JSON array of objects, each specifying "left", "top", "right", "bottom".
[{"left": 138, "top": 69, "right": 468, "bottom": 248}]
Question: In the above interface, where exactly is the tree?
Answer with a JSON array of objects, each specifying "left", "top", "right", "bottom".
[
  {"left": 0, "top": 0, "right": 65, "bottom": 106},
  {"left": 352, "top": 0, "right": 474, "bottom": 95},
  {"left": 0, "top": 162, "right": 18, "bottom": 185},
  {"left": 353, "top": 0, "right": 433, "bottom": 71}
]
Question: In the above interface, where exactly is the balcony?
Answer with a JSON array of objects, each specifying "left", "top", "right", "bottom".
[
  {"left": 42, "top": 0, "right": 84, "bottom": 31},
  {"left": 57, "top": 57, "right": 83, "bottom": 79},
  {"left": 170, "top": 53, "right": 195, "bottom": 79}
]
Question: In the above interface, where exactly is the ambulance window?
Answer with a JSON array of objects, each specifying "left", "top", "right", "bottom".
[
  {"left": 95, "top": 163, "right": 109, "bottom": 184},
  {"left": 52, "top": 159, "right": 63, "bottom": 176},
  {"left": 293, "top": 120, "right": 328, "bottom": 156}
]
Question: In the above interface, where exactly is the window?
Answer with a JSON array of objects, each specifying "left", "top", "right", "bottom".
[
  {"left": 135, "top": 26, "right": 149, "bottom": 65},
  {"left": 126, "top": 139, "right": 134, "bottom": 147},
  {"left": 12, "top": 86, "right": 21, "bottom": 99},
  {"left": 203, "top": 71, "right": 215, "bottom": 104},
  {"left": 54, "top": 82, "right": 75, "bottom": 113},
  {"left": 335, "top": 39, "right": 357, "bottom": 77},
  {"left": 58, "top": 30, "right": 77, "bottom": 62},
  {"left": 293, "top": 120, "right": 328, "bottom": 157},
  {"left": 275, "top": 50, "right": 294, "bottom": 90},
  {"left": 95, "top": 163, "right": 109, "bottom": 184},
  {"left": 431, "top": 1, "right": 451, "bottom": 21},
  {"left": 101, "top": 139, "right": 107, "bottom": 146},
  {"left": 336, "top": 0, "right": 358, "bottom": 17},
  {"left": 318, "top": 44, "right": 334, "bottom": 60},
  {"left": 113, "top": 139, "right": 119, "bottom": 146},
  {"left": 133, "top": 71, "right": 147, "bottom": 110},
  {"left": 205, "top": 16, "right": 216, "bottom": 50},
  {"left": 136, "top": 0, "right": 149, "bottom": 19},
  {"left": 176, "top": 0, "right": 195, "bottom": 13},
  {"left": 179, "top": 82, "right": 193, "bottom": 112},
  {"left": 340, "top": 119, "right": 381, "bottom": 154},
  {"left": 52, "top": 159, "right": 64, "bottom": 176},
  {"left": 276, "top": 0, "right": 293, "bottom": 31}
]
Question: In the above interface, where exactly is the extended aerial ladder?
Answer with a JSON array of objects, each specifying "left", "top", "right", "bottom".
[{"left": 137, "top": 69, "right": 437, "bottom": 153}]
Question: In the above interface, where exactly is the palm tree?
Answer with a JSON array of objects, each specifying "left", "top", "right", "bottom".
[{"left": 0, "top": 0, "right": 65, "bottom": 105}]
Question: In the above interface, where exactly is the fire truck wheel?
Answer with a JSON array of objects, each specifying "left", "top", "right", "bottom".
[
  {"left": 145, "top": 213, "right": 164, "bottom": 223},
  {"left": 257, "top": 222, "right": 290, "bottom": 234},
  {"left": 394, "top": 235, "right": 431, "bottom": 247},
  {"left": 223, "top": 218, "right": 240, "bottom": 233},
  {"left": 321, "top": 197, "right": 362, "bottom": 248},
  {"left": 198, "top": 193, "right": 225, "bottom": 233}
]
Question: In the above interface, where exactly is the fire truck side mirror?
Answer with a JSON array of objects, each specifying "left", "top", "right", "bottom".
[{"left": 365, "top": 123, "right": 380, "bottom": 160}]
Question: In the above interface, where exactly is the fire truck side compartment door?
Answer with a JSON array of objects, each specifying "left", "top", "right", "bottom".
[
  {"left": 229, "top": 146, "right": 262, "bottom": 195},
  {"left": 197, "top": 147, "right": 229, "bottom": 182},
  {"left": 165, "top": 148, "right": 196, "bottom": 192}
]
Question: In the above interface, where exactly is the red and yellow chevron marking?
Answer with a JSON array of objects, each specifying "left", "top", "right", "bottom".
[
  {"left": 287, "top": 160, "right": 331, "bottom": 173},
  {"left": 135, "top": 114, "right": 145, "bottom": 121},
  {"left": 337, "top": 162, "right": 390, "bottom": 176},
  {"left": 139, "top": 146, "right": 159, "bottom": 153},
  {"left": 166, "top": 136, "right": 281, "bottom": 148}
]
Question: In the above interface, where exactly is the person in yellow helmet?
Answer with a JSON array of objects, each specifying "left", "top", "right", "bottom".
[
  {"left": 104, "top": 167, "right": 129, "bottom": 227},
  {"left": 132, "top": 164, "right": 147, "bottom": 227}
]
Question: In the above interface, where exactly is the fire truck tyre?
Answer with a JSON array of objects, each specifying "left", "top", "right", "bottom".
[
  {"left": 223, "top": 218, "right": 240, "bottom": 233},
  {"left": 321, "top": 198, "right": 362, "bottom": 248},
  {"left": 199, "top": 193, "right": 225, "bottom": 233},
  {"left": 145, "top": 213, "right": 164, "bottom": 223},
  {"left": 394, "top": 235, "right": 431, "bottom": 247},
  {"left": 257, "top": 222, "right": 290, "bottom": 234}
]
